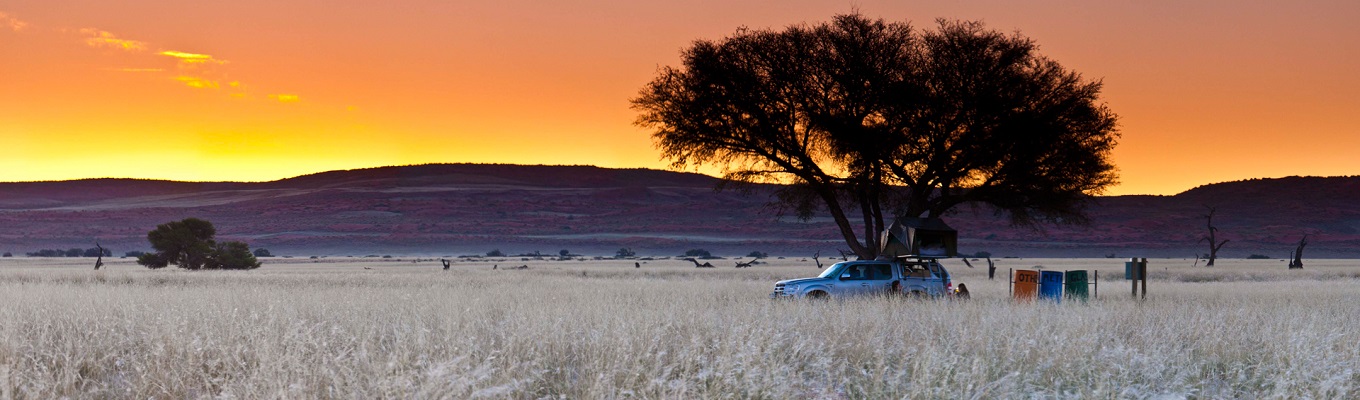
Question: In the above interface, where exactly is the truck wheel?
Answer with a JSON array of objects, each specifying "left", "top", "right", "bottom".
[{"left": 807, "top": 291, "right": 829, "bottom": 300}]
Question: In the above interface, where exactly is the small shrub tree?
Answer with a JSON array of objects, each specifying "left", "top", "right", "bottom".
[
  {"left": 684, "top": 249, "right": 713, "bottom": 259},
  {"left": 615, "top": 248, "right": 636, "bottom": 258},
  {"left": 746, "top": 251, "right": 768, "bottom": 259},
  {"left": 211, "top": 241, "right": 262, "bottom": 269},
  {"left": 1, "top": 252, "right": 10, "bottom": 257},
  {"left": 486, "top": 249, "right": 506, "bottom": 257},
  {"left": 253, "top": 248, "right": 273, "bottom": 257}
]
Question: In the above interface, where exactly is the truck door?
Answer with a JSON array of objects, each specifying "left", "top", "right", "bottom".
[{"left": 855, "top": 263, "right": 896, "bottom": 295}]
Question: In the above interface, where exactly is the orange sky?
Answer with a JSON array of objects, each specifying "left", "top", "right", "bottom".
[{"left": 2, "top": 1, "right": 1357, "bottom": 195}]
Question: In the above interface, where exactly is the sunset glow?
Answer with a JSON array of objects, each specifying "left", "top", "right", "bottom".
[{"left": 3, "top": 1, "right": 1357, "bottom": 195}]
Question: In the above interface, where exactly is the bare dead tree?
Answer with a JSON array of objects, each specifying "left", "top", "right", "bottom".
[
  {"left": 986, "top": 257, "right": 996, "bottom": 280},
  {"left": 961, "top": 258, "right": 974, "bottom": 268},
  {"left": 735, "top": 258, "right": 756, "bottom": 268},
  {"left": 684, "top": 257, "right": 715, "bottom": 268},
  {"left": 440, "top": 258, "right": 451, "bottom": 270},
  {"left": 837, "top": 249, "right": 853, "bottom": 261},
  {"left": 1288, "top": 234, "right": 1308, "bottom": 269},
  {"left": 1192, "top": 254, "right": 1201, "bottom": 268},
  {"left": 1199, "top": 206, "right": 1229, "bottom": 267},
  {"left": 93, "top": 242, "right": 105, "bottom": 270},
  {"left": 812, "top": 250, "right": 823, "bottom": 269}
]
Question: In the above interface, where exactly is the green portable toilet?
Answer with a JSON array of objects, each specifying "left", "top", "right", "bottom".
[{"left": 1065, "top": 270, "right": 1090, "bottom": 300}]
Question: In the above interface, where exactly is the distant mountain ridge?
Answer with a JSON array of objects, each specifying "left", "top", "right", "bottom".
[{"left": 1, "top": 164, "right": 1357, "bottom": 257}]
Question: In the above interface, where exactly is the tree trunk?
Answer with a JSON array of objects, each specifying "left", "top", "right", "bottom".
[
  {"left": 1289, "top": 235, "right": 1308, "bottom": 269},
  {"left": 1201, "top": 206, "right": 1228, "bottom": 267}
]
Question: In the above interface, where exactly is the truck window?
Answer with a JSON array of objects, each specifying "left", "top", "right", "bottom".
[
  {"left": 841, "top": 264, "right": 869, "bottom": 280},
  {"left": 905, "top": 264, "right": 931, "bottom": 278},
  {"left": 867, "top": 264, "right": 893, "bottom": 280}
]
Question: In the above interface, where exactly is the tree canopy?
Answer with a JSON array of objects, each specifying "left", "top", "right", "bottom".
[
  {"left": 137, "top": 218, "right": 261, "bottom": 270},
  {"left": 633, "top": 14, "right": 1120, "bottom": 258}
]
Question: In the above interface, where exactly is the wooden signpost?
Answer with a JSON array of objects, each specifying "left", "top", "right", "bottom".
[{"left": 1127, "top": 258, "right": 1148, "bottom": 300}]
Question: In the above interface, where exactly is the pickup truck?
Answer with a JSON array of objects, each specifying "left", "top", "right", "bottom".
[{"left": 770, "top": 258, "right": 953, "bottom": 299}]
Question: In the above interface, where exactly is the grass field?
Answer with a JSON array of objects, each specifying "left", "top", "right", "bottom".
[{"left": 0, "top": 256, "right": 1357, "bottom": 398}]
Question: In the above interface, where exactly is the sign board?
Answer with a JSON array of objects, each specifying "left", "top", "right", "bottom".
[
  {"left": 1125, "top": 260, "right": 1144, "bottom": 280},
  {"left": 1039, "top": 271, "right": 1064, "bottom": 302},
  {"left": 1013, "top": 269, "right": 1039, "bottom": 300},
  {"left": 1065, "top": 270, "right": 1089, "bottom": 300}
]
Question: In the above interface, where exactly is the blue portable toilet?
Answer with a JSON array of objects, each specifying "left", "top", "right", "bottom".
[{"left": 1039, "top": 270, "right": 1064, "bottom": 302}]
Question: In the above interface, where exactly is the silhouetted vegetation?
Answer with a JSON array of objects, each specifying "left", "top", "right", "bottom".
[
  {"left": 1, "top": 252, "right": 10, "bottom": 257},
  {"left": 1246, "top": 254, "right": 1271, "bottom": 259},
  {"left": 683, "top": 249, "right": 715, "bottom": 259},
  {"left": 136, "top": 218, "right": 261, "bottom": 270},
  {"left": 253, "top": 248, "right": 273, "bottom": 257},
  {"left": 25, "top": 247, "right": 110, "bottom": 257},
  {"left": 124, "top": 251, "right": 145, "bottom": 258},
  {"left": 1200, "top": 206, "right": 1229, "bottom": 267},
  {"left": 634, "top": 13, "right": 1120, "bottom": 259},
  {"left": 486, "top": 249, "right": 506, "bottom": 257},
  {"left": 746, "top": 251, "right": 768, "bottom": 259},
  {"left": 1289, "top": 235, "right": 1308, "bottom": 269},
  {"left": 615, "top": 248, "right": 636, "bottom": 258}
]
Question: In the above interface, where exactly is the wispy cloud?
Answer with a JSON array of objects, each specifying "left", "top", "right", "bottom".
[
  {"left": 107, "top": 67, "right": 165, "bottom": 72},
  {"left": 1, "top": 12, "right": 28, "bottom": 32},
  {"left": 159, "top": 50, "right": 226, "bottom": 65},
  {"left": 80, "top": 28, "right": 147, "bottom": 51},
  {"left": 174, "top": 76, "right": 220, "bottom": 89},
  {"left": 268, "top": 94, "right": 301, "bottom": 103},
  {"left": 5, "top": 14, "right": 308, "bottom": 105}
]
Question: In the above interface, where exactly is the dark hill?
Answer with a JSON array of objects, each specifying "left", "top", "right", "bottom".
[{"left": 1, "top": 165, "right": 1356, "bottom": 257}]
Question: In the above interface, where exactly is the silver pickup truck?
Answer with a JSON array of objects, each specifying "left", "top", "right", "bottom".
[{"left": 770, "top": 258, "right": 953, "bottom": 299}]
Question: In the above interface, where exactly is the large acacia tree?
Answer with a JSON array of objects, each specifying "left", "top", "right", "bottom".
[
  {"left": 137, "top": 218, "right": 261, "bottom": 270},
  {"left": 633, "top": 14, "right": 1120, "bottom": 258}
]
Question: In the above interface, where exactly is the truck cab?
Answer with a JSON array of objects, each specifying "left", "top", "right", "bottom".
[{"left": 770, "top": 257, "right": 952, "bottom": 299}]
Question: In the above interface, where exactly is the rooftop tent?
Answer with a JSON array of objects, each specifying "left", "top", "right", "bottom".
[{"left": 879, "top": 217, "right": 958, "bottom": 258}]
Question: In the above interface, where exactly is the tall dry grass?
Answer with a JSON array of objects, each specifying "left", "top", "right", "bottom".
[{"left": 0, "top": 257, "right": 1356, "bottom": 398}]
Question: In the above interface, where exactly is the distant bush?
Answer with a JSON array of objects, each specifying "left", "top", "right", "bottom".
[
  {"left": 254, "top": 248, "right": 273, "bottom": 257},
  {"left": 615, "top": 248, "right": 636, "bottom": 258},
  {"left": 560, "top": 249, "right": 571, "bottom": 257},
  {"left": 973, "top": 251, "right": 992, "bottom": 258},
  {"left": 1246, "top": 254, "right": 1271, "bottom": 259},
  {"left": 746, "top": 251, "right": 768, "bottom": 259},
  {"left": 1, "top": 252, "right": 10, "bottom": 257},
  {"left": 486, "top": 249, "right": 506, "bottom": 257},
  {"left": 684, "top": 249, "right": 713, "bottom": 259},
  {"left": 26, "top": 249, "right": 67, "bottom": 257},
  {"left": 65, "top": 248, "right": 83, "bottom": 257},
  {"left": 83, "top": 247, "right": 112, "bottom": 257}
]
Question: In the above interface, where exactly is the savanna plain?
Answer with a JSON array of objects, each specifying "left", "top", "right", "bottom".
[{"left": 0, "top": 256, "right": 1357, "bottom": 399}]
